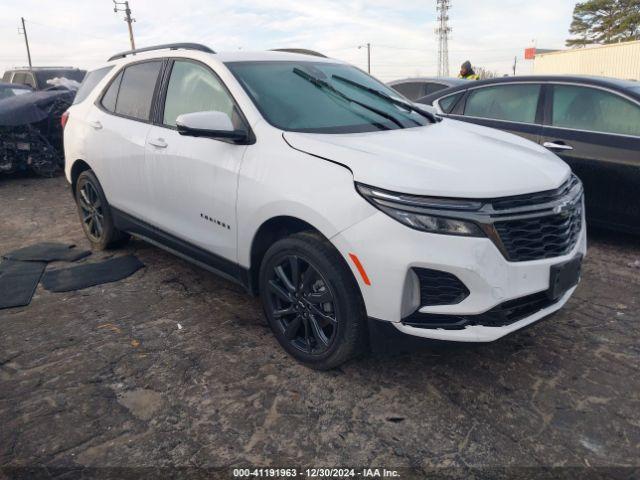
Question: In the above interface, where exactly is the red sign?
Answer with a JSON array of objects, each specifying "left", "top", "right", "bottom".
[{"left": 524, "top": 47, "right": 536, "bottom": 60}]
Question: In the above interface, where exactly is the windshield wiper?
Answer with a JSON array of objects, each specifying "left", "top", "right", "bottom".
[
  {"left": 331, "top": 75, "right": 439, "bottom": 123},
  {"left": 293, "top": 68, "right": 404, "bottom": 129}
]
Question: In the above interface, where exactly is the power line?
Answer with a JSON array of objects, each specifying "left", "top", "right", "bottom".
[{"left": 25, "top": 19, "right": 115, "bottom": 41}]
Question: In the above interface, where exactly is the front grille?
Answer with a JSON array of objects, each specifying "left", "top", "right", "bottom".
[
  {"left": 402, "top": 291, "right": 557, "bottom": 330},
  {"left": 491, "top": 175, "right": 580, "bottom": 211},
  {"left": 494, "top": 201, "right": 582, "bottom": 262},
  {"left": 413, "top": 268, "right": 469, "bottom": 306}
]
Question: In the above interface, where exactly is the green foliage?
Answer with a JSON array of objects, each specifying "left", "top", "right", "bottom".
[{"left": 566, "top": 0, "right": 640, "bottom": 46}]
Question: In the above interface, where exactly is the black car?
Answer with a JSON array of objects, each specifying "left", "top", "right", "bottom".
[
  {"left": 419, "top": 76, "right": 640, "bottom": 234},
  {"left": 388, "top": 77, "right": 467, "bottom": 101},
  {"left": 2, "top": 67, "right": 86, "bottom": 90}
]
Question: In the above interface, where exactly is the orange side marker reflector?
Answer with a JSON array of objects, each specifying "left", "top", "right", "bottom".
[{"left": 349, "top": 253, "right": 371, "bottom": 286}]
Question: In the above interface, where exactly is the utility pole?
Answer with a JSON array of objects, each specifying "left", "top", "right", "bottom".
[
  {"left": 436, "top": 0, "right": 452, "bottom": 77},
  {"left": 513, "top": 56, "right": 517, "bottom": 76},
  {"left": 113, "top": 0, "right": 136, "bottom": 50},
  {"left": 18, "top": 17, "right": 32, "bottom": 69},
  {"left": 358, "top": 43, "right": 371, "bottom": 73}
]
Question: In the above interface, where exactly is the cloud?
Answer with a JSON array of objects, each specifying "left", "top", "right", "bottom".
[{"left": 0, "top": 0, "right": 576, "bottom": 80}]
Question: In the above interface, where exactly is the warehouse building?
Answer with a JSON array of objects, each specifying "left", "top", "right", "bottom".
[{"left": 532, "top": 40, "right": 640, "bottom": 81}]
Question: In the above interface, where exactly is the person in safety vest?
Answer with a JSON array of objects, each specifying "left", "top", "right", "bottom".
[{"left": 458, "top": 60, "right": 480, "bottom": 80}]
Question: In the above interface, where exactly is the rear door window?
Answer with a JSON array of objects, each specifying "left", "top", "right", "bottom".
[
  {"left": 464, "top": 84, "right": 541, "bottom": 124},
  {"left": 551, "top": 84, "right": 640, "bottom": 137},
  {"left": 74, "top": 66, "right": 113, "bottom": 104},
  {"left": 114, "top": 61, "right": 162, "bottom": 121}
]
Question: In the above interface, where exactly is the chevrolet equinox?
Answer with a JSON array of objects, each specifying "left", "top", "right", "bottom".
[{"left": 63, "top": 44, "right": 586, "bottom": 369}]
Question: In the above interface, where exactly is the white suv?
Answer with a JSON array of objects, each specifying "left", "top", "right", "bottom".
[{"left": 64, "top": 44, "right": 586, "bottom": 369}]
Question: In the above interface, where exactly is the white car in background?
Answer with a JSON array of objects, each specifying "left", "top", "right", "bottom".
[{"left": 63, "top": 44, "right": 586, "bottom": 369}]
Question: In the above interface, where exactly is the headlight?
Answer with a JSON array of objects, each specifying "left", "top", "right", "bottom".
[{"left": 356, "top": 183, "right": 485, "bottom": 237}]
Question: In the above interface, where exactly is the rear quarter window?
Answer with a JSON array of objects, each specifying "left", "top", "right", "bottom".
[
  {"left": 438, "top": 92, "right": 463, "bottom": 113},
  {"left": 101, "top": 71, "right": 123, "bottom": 113},
  {"left": 73, "top": 66, "right": 114, "bottom": 105}
]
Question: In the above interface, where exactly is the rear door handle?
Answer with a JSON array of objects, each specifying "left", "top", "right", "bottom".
[
  {"left": 88, "top": 121, "right": 102, "bottom": 130},
  {"left": 148, "top": 138, "right": 168, "bottom": 149},
  {"left": 543, "top": 141, "right": 573, "bottom": 151}
]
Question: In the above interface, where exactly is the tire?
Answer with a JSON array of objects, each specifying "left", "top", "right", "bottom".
[
  {"left": 259, "top": 231, "right": 367, "bottom": 370},
  {"left": 75, "top": 170, "right": 129, "bottom": 250}
]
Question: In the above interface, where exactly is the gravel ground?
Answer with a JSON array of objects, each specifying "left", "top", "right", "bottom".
[{"left": 0, "top": 175, "right": 639, "bottom": 479}]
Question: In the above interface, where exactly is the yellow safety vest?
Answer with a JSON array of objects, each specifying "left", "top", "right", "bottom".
[{"left": 458, "top": 73, "right": 480, "bottom": 80}]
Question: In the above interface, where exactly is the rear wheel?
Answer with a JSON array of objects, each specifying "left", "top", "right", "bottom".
[
  {"left": 259, "top": 232, "right": 367, "bottom": 370},
  {"left": 75, "top": 170, "right": 129, "bottom": 250}
]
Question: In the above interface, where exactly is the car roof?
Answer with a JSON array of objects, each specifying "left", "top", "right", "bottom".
[
  {"left": 418, "top": 74, "right": 640, "bottom": 104},
  {"left": 388, "top": 77, "right": 466, "bottom": 86}
]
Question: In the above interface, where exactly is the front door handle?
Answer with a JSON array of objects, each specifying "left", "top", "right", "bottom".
[
  {"left": 543, "top": 141, "right": 573, "bottom": 151},
  {"left": 88, "top": 121, "right": 102, "bottom": 130},
  {"left": 148, "top": 138, "right": 168, "bottom": 149}
]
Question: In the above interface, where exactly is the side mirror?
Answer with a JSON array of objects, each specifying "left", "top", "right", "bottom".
[{"left": 175, "top": 111, "right": 248, "bottom": 142}]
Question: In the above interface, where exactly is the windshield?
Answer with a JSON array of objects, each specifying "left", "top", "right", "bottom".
[{"left": 226, "top": 61, "right": 430, "bottom": 133}]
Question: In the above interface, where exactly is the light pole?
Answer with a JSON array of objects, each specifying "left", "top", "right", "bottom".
[{"left": 358, "top": 43, "right": 371, "bottom": 74}]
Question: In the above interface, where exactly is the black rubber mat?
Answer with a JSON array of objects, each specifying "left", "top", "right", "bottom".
[
  {"left": 41, "top": 255, "right": 144, "bottom": 293},
  {"left": 0, "top": 260, "right": 46, "bottom": 309},
  {"left": 3, "top": 242, "right": 91, "bottom": 263}
]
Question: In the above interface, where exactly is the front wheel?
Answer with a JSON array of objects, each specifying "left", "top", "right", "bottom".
[{"left": 259, "top": 232, "right": 367, "bottom": 370}]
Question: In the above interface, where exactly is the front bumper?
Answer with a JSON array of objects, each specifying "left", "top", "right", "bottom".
[{"left": 331, "top": 210, "right": 587, "bottom": 342}]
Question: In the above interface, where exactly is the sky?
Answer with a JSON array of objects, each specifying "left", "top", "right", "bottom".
[{"left": 0, "top": 0, "right": 578, "bottom": 81}]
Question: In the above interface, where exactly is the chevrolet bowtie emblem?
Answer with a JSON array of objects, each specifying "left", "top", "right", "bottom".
[{"left": 554, "top": 201, "right": 571, "bottom": 217}]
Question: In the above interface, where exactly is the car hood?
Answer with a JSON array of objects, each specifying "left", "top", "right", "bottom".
[{"left": 283, "top": 119, "right": 571, "bottom": 198}]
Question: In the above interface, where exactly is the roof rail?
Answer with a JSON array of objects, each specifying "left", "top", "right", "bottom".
[
  {"left": 108, "top": 43, "right": 215, "bottom": 62},
  {"left": 270, "top": 48, "right": 327, "bottom": 58},
  {"left": 12, "top": 66, "right": 77, "bottom": 70}
]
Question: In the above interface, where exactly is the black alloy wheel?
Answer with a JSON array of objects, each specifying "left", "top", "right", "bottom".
[
  {"left": 266, "top": 255, "right": 338, "bottom": 355},
  {"left": 259, "top": 232, "right": 367, "bottom": 370},
  {"left": 74, "top": 169, "right": 128, "bottom": 250},
  {"left": 78, "top": 179, "right": 104, "bottom": 243}
]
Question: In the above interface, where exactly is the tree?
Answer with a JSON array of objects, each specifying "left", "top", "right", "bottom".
[
  {"left": 566, "top": 0, "right": 640, "bottom": 47},
  {"left": 475, "top": 67, "right": 499, "bottom": 80}
]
